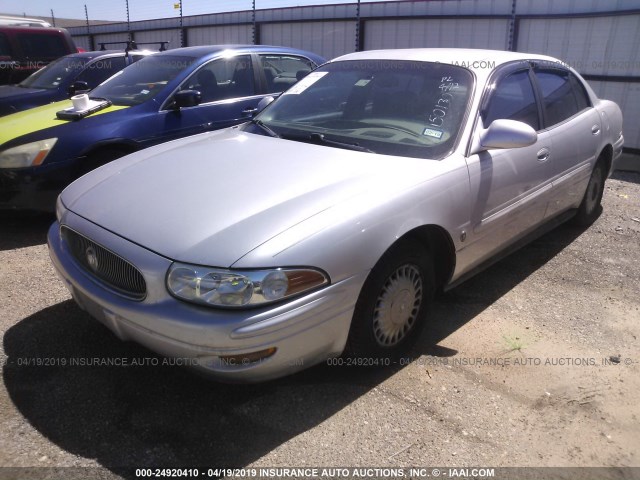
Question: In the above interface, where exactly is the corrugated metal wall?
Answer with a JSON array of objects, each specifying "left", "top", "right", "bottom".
[
  {"left": 68, "top": 1, "right": 640, "bottom": 150},
  {"left": 134, "top": 29, "right": 182, "bottom": 50},
  {"left": 72, "top": 35, "right": 91, "bottom": 51},
  {"left": 188, "top": 25, "right": 252, "bottom": 46},
  {"left": 364, "top": 18, "right": 510, "bottom": 50},
  {"left": 516, "top": 0, "right": 638, "bottom": 15},
  {"left": 93, "top": 32, "right": 131, "bottom": 49},
  {"left": 517, "top": 14, "right": 640, "bottom": 152},
  {"left": 517, "top": 16, "right": 640, "bottom": 76},
  {"left": 261, "top": 21, "right": 356, "bottom": 59},
  {"left": 588, "top": 81, "right": 640, "bottom": 151}
]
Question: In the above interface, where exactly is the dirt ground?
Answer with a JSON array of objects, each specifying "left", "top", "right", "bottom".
[{"left": 0, "top": 171, "right": 639, "bottom": 479}]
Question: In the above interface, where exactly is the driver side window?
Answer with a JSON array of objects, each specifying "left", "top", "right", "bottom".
[
  {"left": 179, "top": 55, "right": 254, "bottom": 103},
  {"left": 483, "top": 70, "right": 540, "bottom": 131}
]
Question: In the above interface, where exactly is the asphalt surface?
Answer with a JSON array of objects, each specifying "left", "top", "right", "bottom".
[{"left": 0, "top": 171, "right": 639, "bottom": 479}]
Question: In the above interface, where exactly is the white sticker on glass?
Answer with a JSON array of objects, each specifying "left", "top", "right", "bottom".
[
  {"left": 423, "top": 128, "right": 443, "bottom": 139},
  {"left": 283, "top": 71, "right": 329, "bottom": 95}
]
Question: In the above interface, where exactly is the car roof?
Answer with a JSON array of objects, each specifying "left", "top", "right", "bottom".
[
  {"left": 153, "top": 44, "right": 324, "bottom": 60},
  {"left": 0, "top": 26, "right": 69, "bottom": 34},
  {"left": 334, "top": 48, "right": 560, "bottom": 65},
  {"left": 332, "top": 48, "right": 563, "bottom": 81},
  {"left": 0, "top": 15, "right": 51, "bottom": 27},
  {"left": 59, "top": 50, "right": 155, "bottom": 60}
]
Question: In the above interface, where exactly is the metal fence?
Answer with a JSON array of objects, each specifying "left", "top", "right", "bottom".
[{"left": 59, "top": 0, "right": 640, "bottom": 152}]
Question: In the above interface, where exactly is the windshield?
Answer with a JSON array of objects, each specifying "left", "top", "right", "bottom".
[
  {"left": 19, "top": 56, "right": 88, "bottom": 89},
  {"left": 250, "top": 60, "right": 474, "bottom": 159},
  {"left": 90, "top": 55, "right": 195, "bottom": 106}
]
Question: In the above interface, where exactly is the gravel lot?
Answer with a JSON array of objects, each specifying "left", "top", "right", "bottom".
[{"left": 0, "top": 171, "right": 639, "bottom": 479}]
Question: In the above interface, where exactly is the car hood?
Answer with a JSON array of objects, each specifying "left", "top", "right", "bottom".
[
  {"left": 0, "top": 100, "right": 129, "bottom": 147},
  {"left": 0, "top": 84, "right": 47, "bottom": 98},
  {"left": 62, "top": 128, "right": 438, "bottom": 267},
  {"left": 0, "top": 85, "right": 50, "bottom": 116}
]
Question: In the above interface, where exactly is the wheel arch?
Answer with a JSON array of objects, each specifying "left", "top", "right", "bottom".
[
  {"left": 76, "top": 139, "right": 141, "bottom": 176},
  {"left": 80, "top": 138, "right": 140, "bottom": 158},
  {"left": 598, "top": 143, "right": 613, "bottom": 176},
  {"left": 390, "top": 224, "right": 456, "bottom": 291}
]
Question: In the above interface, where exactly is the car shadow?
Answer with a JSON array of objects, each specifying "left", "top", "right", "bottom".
[
  {"left": 421, "top": 222, "right": 587, "bottom": 350},
  {"left": 611, "top": 170, "right": 640, "bottom": 185},
  {"left": 0, "top": 212, "right": 54, "bottom": 251},
  {"left": 2, "top": 221, "right": 587, "bottom": 477}
]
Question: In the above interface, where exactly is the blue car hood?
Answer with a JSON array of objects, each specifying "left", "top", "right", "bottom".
[{"left": 0, "top": 85, "right": 55, "bottom": 116}]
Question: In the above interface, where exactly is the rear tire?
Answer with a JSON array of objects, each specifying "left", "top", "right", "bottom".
[
  {"left": 345, "top": 239, "right": 435, "bottom": 361},
  {"left": 572, "top": 160, "right": 606, "bottom": 227}
]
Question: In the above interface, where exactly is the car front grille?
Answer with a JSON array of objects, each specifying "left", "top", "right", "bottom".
[{"left": 61, "top": 226, "right": 147, "bottom": 300}]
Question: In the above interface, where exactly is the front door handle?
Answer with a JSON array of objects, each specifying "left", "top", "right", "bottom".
[
  {"left": 241, "top": 107, "right": 258, "bottom": 116},
  {"left": 537, "top": 147, "right": 550, "bottom": 162},
  {"left": 592, "top": 124, "right": 601, "bottom": 135}
]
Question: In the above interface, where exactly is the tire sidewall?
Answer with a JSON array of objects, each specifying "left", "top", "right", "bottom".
[
  {"left": 574, "top": 160, "right": 606, "bottom": 226},
  {"left": 585, "top": 162, "right": 606, "bottom": 217},
  {"left": 346, "top": 240, "right": 434, "bottom": 360}
]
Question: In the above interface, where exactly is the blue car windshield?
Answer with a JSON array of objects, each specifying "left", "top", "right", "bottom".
[
  {"left": 19, "top": 56, "right": 88, "bottom": 90},
  {"left": 90, "top": 55, "right": 195, "bottom": 106},
  {"left": 252, "top": 60, "right": 474, "bottom": 160}
]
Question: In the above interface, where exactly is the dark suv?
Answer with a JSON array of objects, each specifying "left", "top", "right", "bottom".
[{"left": 0, "top": 24, "right": 78, "bottom": 85}]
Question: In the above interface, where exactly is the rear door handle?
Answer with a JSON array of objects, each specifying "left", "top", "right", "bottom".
[
  {"left": 592, "top": 124, "right": 601, "bottom": 135},
  {"left": 537, "top": 147, "right": 550, "bottom": 162}
]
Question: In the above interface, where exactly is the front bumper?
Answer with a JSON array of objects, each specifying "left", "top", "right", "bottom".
[
  {"left": 0, "top": 159, "right": 79, "bottom": 212},
  {"left": 47, "top": 212, "right": 366, "bottom": 382}
]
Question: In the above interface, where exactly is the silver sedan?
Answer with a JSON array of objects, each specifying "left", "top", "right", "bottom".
[{"left": 48, "top": 48, "right": 624, "bottom": 382}]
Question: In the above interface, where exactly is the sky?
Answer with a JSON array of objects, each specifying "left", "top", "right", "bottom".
[{"left": 3, "top": 0, "right": 394, "bottom": 22}]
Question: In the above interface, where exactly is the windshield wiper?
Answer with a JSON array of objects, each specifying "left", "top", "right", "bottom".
[
  {"left": 250, "top": 119, "right": 280, "bottom": 138},
  {"left": 283, "top": 132, "right": 374, "bottom": 153}
]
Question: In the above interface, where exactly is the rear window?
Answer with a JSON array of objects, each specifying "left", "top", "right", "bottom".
[
  {"left": 17, "top": 33, "right": 68, "bottom": 59},
  {"left": 19, "top": 55, "right": 87, "bottom": 89},
  {"left": 535, "top": 69, "right": 592, "bottom": 127}
]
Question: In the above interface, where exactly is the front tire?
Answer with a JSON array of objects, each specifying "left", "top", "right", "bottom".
[
  {"left": 345, "top": 239, "right": 435, "bottom": 360},
  {"left": 572, "top": 160, "right": 606, "bottom": 226}
]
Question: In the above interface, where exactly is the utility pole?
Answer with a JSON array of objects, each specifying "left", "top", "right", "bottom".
[
  {"left": 179, "top": 0, "right": 184, "bottom": 47},
  {"left": 252, "top": 0, "right": 257, "bottom": 45},
  {"left": 125, "top": 0, "right": 131, "bottom": 42},
  {"left": 508, "top": 0, "right": 517, "bottom": 51},
  {"left": 84, "top": 4, "right": 90, "bottom": 35},
  {"left": 355, "top": 0, "right": 361, "bottom": 52}
]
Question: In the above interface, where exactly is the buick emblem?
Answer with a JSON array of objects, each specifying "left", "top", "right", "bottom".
[{"left": 85, "top": 246, "right": 99, "bottom": 272}]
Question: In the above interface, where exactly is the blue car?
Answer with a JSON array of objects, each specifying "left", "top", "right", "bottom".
[
  {"left": 0, "top": 45, "right": 325, "bottom": 211},
  {"left": 0, "top": 49, "right": 153, "bottom": 117}
]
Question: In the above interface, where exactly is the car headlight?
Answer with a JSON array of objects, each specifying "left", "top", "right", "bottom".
[
  {"left": 0, "top": 138, "right": 58, "bottom": 169},
  {"left": 167, "top": 263, "right": 329, "bottom": 308}
]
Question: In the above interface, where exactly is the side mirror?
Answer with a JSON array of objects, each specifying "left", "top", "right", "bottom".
[
  {"left": 173, "top": 90, "right": 202, "bottom": 109},
  {"left": 480, "top": 119, "right": 537, "bottom": 149},
  {"left": 256, "top": 96, "right": 275, "bottom": 113},
  {"left": 68, "top": 80, "right": 89, "bottom": 96}
]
